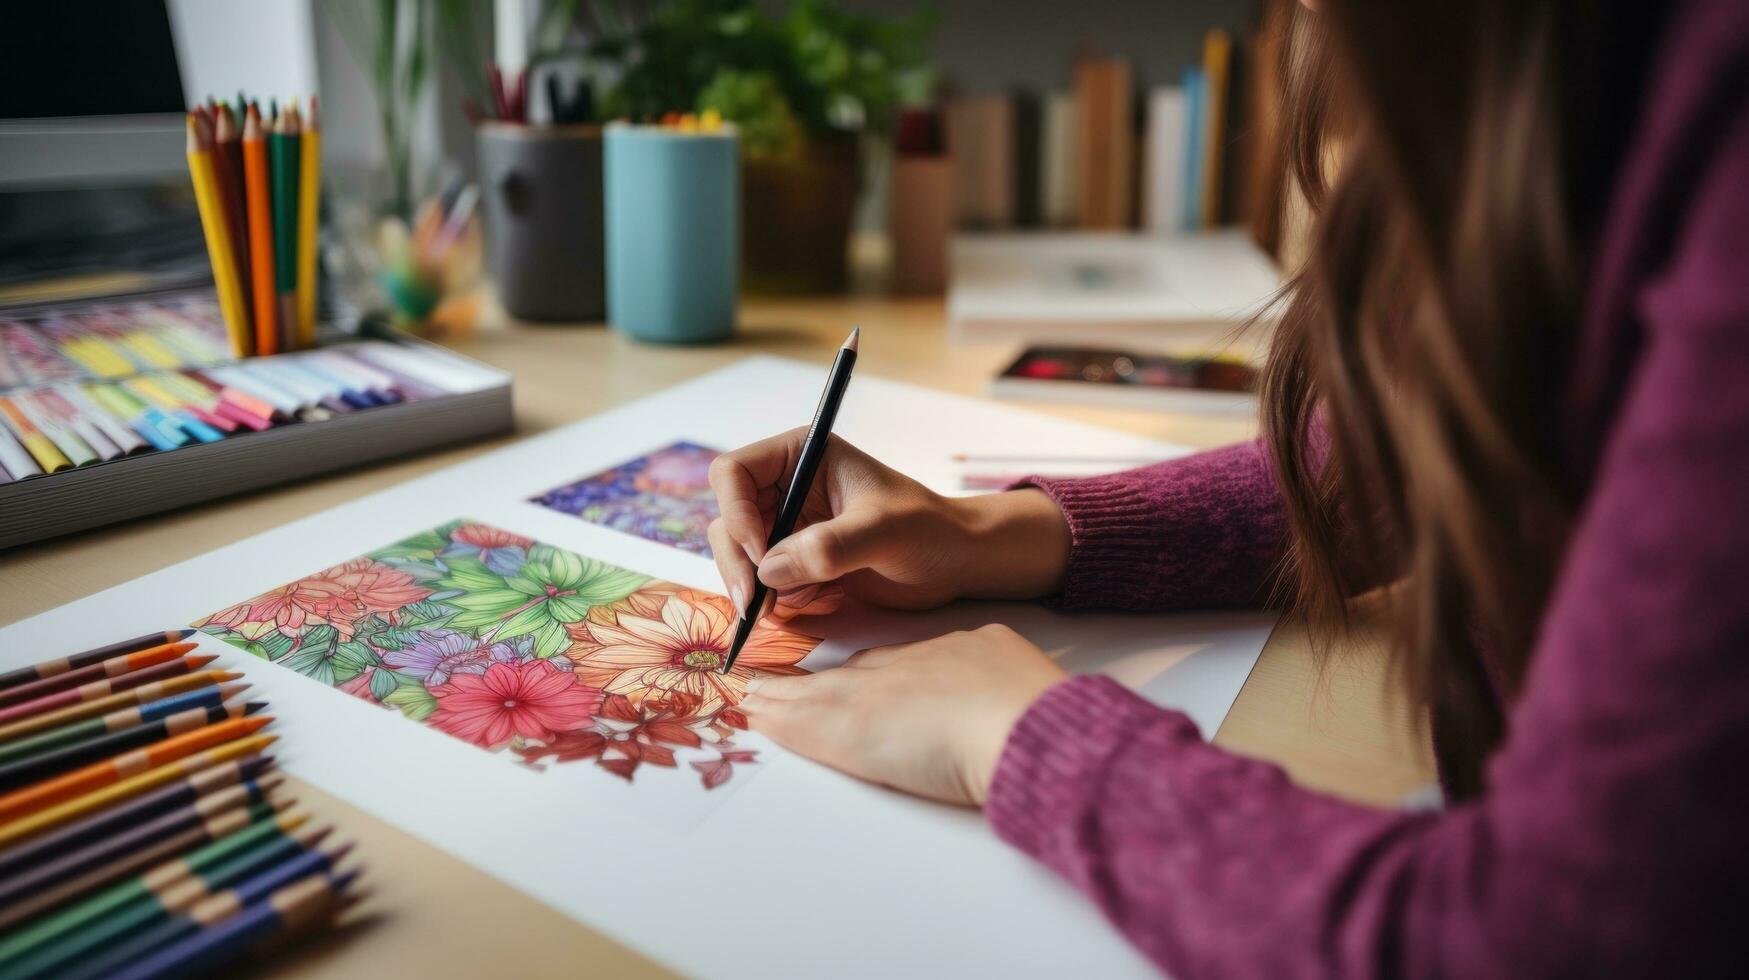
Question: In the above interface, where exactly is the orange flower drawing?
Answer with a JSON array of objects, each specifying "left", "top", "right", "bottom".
[
  {"left": 567, "top": 588, "right": 815, "bottom": 710},
  {"left": 202, "top": 557, "right": 433, "bottom": 640}
]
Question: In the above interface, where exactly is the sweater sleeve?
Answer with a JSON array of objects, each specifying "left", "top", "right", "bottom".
[
  {"left": 1016, "top": 439, "right": 1290, "bottom": 611},
  {"left": 985, "top": 37, "right": 1749, "bottom": 979}
]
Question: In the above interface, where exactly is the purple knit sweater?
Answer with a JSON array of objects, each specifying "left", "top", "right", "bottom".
[{"left": 986, "top": 4, "right": 1749, "bottom": 976}]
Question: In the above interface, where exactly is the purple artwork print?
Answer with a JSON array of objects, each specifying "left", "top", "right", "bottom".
[{"left": 530, "top": 441, "right": 721, "bottom": 556}]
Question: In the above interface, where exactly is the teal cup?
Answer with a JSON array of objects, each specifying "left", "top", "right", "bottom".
[{"left": 604, "top": 125, "right": 740, "bottom": 344}]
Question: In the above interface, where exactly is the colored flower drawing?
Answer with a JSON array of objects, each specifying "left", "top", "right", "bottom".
[
  {"left": 566, "top": 588, "right": 812, "bottom": 712},
  {"left": 530, "top": 441, "right": 721, "bottom": 556},
  {"left": 193, "top": 519, "right": 824, "bottom": 791}
]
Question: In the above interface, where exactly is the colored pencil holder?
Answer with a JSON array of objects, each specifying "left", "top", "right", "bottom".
[
  {"left": 604, "top": 125, "right": 739, "bottom": 345},
  {"left": 477, "top": 123, "right": 606, "bottom": 322}
]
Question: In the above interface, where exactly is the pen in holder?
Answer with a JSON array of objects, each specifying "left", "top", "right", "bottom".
[{"left": 604, "top": 122, "right": 739, "bottom": 345}]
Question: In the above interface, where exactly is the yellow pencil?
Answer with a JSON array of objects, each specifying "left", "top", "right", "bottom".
[
  {"left": 0, "top": 734, "right": 276, "bottom": 849},
  {"left": 0, "top": 397, "right": 72, "bottom": 473},
  {"left": 186, "top": 114, "right": 253, "bottom": 357},
  {"left": 296, "top": 96, "right": 321, "bottom": 348}
]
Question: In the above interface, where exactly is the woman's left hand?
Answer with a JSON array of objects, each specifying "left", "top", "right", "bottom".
[{"left": 738, "top": 624, "right": 1066, "bottom": 807}]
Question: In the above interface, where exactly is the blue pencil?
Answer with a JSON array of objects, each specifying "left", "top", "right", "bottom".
[
  {"left": 99, "top": 869, "right": 359, "bottom": 980},
  {"left": 62, "top": 842, "right": 353, "bottom": 980}
]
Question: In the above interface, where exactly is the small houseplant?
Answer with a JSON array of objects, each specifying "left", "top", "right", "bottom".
[{"left": 585, "top": 0, "right": 937, "bottom": 293}]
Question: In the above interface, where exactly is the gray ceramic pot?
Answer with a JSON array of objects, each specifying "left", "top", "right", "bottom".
[{"left": 476, "top": 123, "right": 606, "bottom": 322}]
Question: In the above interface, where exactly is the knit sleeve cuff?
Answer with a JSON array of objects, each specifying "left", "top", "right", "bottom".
[
  {"left": 1012, "top": 474, "right": 1171, "bottom": 610},
  {"left": 986, "top": 674, "right": 1200, "bottom": 864}
]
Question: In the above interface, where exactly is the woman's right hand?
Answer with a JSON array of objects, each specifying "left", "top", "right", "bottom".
[{"left": 707, "top": 430, "right": 1071, "bottom": 619}]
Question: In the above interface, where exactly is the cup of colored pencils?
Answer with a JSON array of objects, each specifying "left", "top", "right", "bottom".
[
  {"left": 0, "top": 630, "right": 363, "bottom": 979},
  {"left": 186, "top": 94, "right": 324, "bottom": 360}
]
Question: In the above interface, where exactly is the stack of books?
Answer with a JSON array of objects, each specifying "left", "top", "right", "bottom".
[{"left": 943, "top": 23, "right": 1284, "bottom": 240}]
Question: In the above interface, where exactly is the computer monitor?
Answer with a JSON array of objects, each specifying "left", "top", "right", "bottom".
[{"left": 0, "top": 2, "right": 190, "bottom": 189}]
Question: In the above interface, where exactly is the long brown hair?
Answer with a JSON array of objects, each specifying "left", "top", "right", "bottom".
[{"left": 1262, "top": 1, "right": 1634, "bottom": 796}]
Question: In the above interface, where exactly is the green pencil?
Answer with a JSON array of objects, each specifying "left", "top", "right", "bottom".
[
  {"left": 270, "top": 104, "right": 301, "bottom": 351},
  {"left": 0, "top": 816, "right": 333, "bottom": 978}
]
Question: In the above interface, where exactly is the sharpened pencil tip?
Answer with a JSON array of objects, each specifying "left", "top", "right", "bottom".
[
  {"left": 177, "top": 628, "right": 198, "bottom": 639},
  {"left": 243, "top": 701, "right": 269, "bottom": 716},
  {"left": 843, "top": 326, "right": 860, "bottom": 352}
]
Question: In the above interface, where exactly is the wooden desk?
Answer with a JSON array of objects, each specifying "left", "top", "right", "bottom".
[{"left": 0, "top": 298, "right": 1433, "bottom": 978}]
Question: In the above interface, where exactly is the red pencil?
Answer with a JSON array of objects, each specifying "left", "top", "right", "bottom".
[
  {"left": 211, "top": 105, "right": 253, "bottom": 324},
  {"left": 0, "top": 653, "right": 212, "bottom": 726}
]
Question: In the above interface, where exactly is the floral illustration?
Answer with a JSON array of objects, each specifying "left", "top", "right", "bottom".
[
  {"left": 567, "top": 588, "right": 812, "bottom": 712},
  {"left": 530, "top": 442, "right": 722, "bottom": 556},
  {"left": 195, "top": 519, "right": 825, "bottom": 791}
]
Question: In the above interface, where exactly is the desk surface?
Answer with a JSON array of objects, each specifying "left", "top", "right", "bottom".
[{"left": 0, "top": 297, "right": 1433, "bottom": 978}]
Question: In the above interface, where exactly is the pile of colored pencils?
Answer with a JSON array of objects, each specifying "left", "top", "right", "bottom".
[
  {"left": 185, "top": 95, "right": 323, "bottom": 360},
  {"left": 0, "top": 631, "right": 361, "bottom": 979}
]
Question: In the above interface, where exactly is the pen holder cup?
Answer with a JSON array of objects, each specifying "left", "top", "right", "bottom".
[
  {"left": 477, "top": 123, "right": 606, "bottom": 323},
  {"left": 604, "top": 125, "right": 739, "bottom": 345}
]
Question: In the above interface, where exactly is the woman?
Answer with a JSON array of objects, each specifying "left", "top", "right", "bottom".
[{"left": 709, "top": 0, "right": 1748, "bottom": 974}]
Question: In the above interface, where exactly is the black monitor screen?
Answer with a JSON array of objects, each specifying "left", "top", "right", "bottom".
[{"left": 0, "top": 2, "right": 184, "bottom": 119}]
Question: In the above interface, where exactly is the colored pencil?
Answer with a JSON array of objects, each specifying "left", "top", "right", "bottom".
[
  {"left": 44, "top": 836, "right": 351, "bottom": 980},
  {"left": 0, "top": 683, "right": 249, "bottom": 766},
  {"left": 99, "top": 869, "right": 357, "bottom": 980},
  {"left": 0, "top": 794, "right": 283, "bottom": 913},
  {"left": 273, "top": 103, "right": 303, "bottom": 353},
  {"left": 0, "top": 755, "right": 273, "bottom": 878},
  {"left": 0, "top": 670, "right": 239, "bottom": 744},
  {"left": 0, "top": 421, "right": 41, "bottom": 479},
  {"left": 50, "top": 385, "right": 150, "bottom": 458},
  {"left": 0, "top": 715, "right": 273, "bottom": 821},
  {"left": 0, "top": 641, "right": 194, "bottom": 709},
  {"left": 11, "top": 391, "right": 98, "bottom": 466},
  {"left": 183, "top": 369, "right": 280, "bottom": 424},
  {"left": 119, "top": 378, "right": 225, "bottom": 442},
  {"left": 0, "top": 815, "right": 327, "bottom": 974},
  {"left": 243, "top": 103, "right": 278, "bottom": 355},
  {"left": 296, "top": 96, "right": 321, "bottom": 348},
  {"left": 85, "top": 382, "right": 186, "bottom": 451},
  {"left": 0, "top": 733, "right": 275, "bottom": 849},
  {"left": 33, "top": 387, "right": 132, "bottom": 460},
  {"left": 0, "top": 702, "right": 264, "bottom": 792},
  {"left": 158, "top": 372, "right": 272, "bottom": 431},
  {"left": 185, "top": 114, "right": 252, "bottom": 358},
  {"left": 0, "top": 654, "right": 214, "bottom": 728},
  {"left": 126, "top": 374, "right": 240, "bottom": 435},
  {"left": 211, "top": 104, "right": 253, "bottom": 325},
  {"left": 0, "top": 396, "right": 73, "bottom": 472},
  {"left": 0, "top": 799, "right": 285, "bottom": 930}
]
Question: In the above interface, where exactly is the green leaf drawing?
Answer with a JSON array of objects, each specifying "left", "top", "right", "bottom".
[
  {"left": 206, "top": 628, "right": 296, "bottom": 662},
  {"left": 370, "top": 525, "right": 453, "bottom": 561},
  {"left": 383, "top": 679, "right": 438, "bottom": 721},
  {"left": 369, "top": 667, "right": 401, "bottom": 701}
]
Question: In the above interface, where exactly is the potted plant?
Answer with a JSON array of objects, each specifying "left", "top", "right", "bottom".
[{"left": 585, "top": 0, "right": 936, "bottom": 294}]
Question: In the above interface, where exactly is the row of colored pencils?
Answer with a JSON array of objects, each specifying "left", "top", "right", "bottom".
[
  {"left": 185, "top": 94, "right": 322, "bottom": 361},
  {"left": 0, "top": 631, "right": 362, "bottom": 979}
]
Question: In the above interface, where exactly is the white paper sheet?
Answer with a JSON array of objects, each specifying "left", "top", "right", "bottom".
[{"left": 0, "top": 357, "right": 1276, "bottom": 978}]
